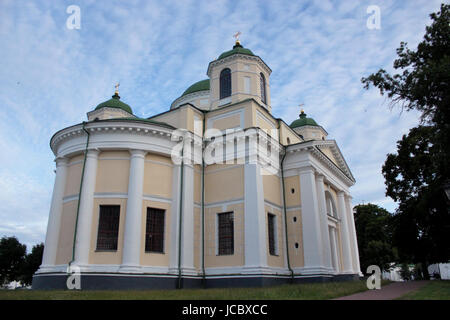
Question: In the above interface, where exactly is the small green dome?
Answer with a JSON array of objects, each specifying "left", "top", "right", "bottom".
[
  {"left": 290, "top": 110, "right": 319, "bottom": 128},
  {"left": 182, "top": 79, "right": 210, "bottom": 96},
  {"left": 218, "top": 43, "right": 254, "bottom": 60},
  {"left": 95, "top": 93, "right": 133, "bottom": 114}
]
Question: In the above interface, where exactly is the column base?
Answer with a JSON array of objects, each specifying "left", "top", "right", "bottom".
[{"left": 119, "top": 265, "right": 144, "bottom": 274}]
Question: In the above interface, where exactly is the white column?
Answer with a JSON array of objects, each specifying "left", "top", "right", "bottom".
[
  {"left": 121, "top": 149, "right": 146, "bottom": 272},
  {"left": 337, "top": 191, "right": 353, "bottom": 273},
  {"left": 244, "top": 163, "right": 267, "bottom": 270},
  {"left": 73, "top": 149, "right": 99, "bottom": 266},
  {"left": 346, "top": 195, "right": 362, "bottom": 275},
  {"left": 299, "top": 167, "right": 324, "bottom": 274},
  {"left": 315, "top": 174, "right": 333, "bottom": 271},
  {"left": 40, "top": 157, "right": 69, "bottom": 269}
]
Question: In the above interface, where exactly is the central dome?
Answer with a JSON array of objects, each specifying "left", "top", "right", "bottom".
[
  {"left": 218, "top": 43, "right": 255, "bottom": 60},
  {"left": 181, "top": 79, "right": 210, "bottom": 97}
]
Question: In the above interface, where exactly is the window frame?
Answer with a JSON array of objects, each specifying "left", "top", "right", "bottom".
[
  {"left": 220, "top": 68, "right": 232, "bottom": 100},
  {"left": 260, "top": 72, "right": 267, "bottom": 104},
  {"left": 267, "top": 213, "right": 278, "bottom": 256},
  {"left": 217, "top": 211, "right": 234, "bottom": 256},
  {"left": 96, "top": 205, "right": 121, "bottom": 251},
  {"left": 145, "top": 207, "right": 166, "bottom": 253}
]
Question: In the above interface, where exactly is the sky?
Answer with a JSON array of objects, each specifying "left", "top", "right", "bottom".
[{"left": 0, "top": 0, "right": 444, "bottom": 250}]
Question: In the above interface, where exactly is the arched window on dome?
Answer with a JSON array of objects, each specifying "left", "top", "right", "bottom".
[
  {"left": 260, "top": 73, "right": 267, "bottom": 104},
  {"left": 220, "top": 68, "right": 231, "bottom": 99},
  {"left": 325, "top": 191, "right": 338, "bottom": 218}
]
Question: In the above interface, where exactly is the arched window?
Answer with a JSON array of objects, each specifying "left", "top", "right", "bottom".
[
  {"left": 259, "top": 73, "right": 267, "bottom": 103},
  {"left": 325, "top": 191, "right": 338, "bottom": 218},
  {"left": 220, "top": 68, "right": 231, "bottom": 99},
  {"left": 260, "top": 73, "right": 267, "bottom": 104}
]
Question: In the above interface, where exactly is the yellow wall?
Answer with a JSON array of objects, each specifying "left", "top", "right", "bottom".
[
  {"left": 284, "top": 176, "right": 301, "bottom": 207},
  {"left": 204, "top": 165, "right": 244, "bottom": 203},
  {"left": 263, "top": 172, "right": 282, "bottom": 206},
  {"left": 286, "top": 209, "right": 304, "bottom": 267},
  {"left": 144, "top": 154, "right": 173, "bottom": 198},
  {"left": 95, "top": 152, "right": 130, "bottom": 194},
  {"left": 55, "top": 200, "right": 78, "bottom": 265},
  {"left": 64, "top": 156, "right": 83, "bottom": 197}
]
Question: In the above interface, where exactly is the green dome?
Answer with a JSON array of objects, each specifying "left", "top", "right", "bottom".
[
  {"left": 218, "top": 43, "right": 254, "bottom": 60},
  {"left": 290, "top": 110, "right": 319, "bottom": 128},
  {"left": 95, "top": 93, "right": 133, "bottom": 114},
  {"left": 182, "top": 79, "right": 210, "bottom": 96}
]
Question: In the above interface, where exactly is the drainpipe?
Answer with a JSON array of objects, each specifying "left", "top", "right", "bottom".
[
  {"left": 201, "top": 115, "right": 206, "bottom": 287},
  {"left": 69, "top": 121, "right": 90, "bottom": 268},
  {"left": 278, "top": 120, "right": 294, "bottom": 283},
  {"left": 177, "top": 145, "right": 184, "bottom": 289}
]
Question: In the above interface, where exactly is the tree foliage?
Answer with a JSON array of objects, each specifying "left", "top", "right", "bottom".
[
  {"left": 0, "top": 236, "right": 44, "bottom": 287},
  {"left": 0, "top": 236, "right": 26, "bottom": 286},
  {"left": 354, "top": 203, "right": 396, "bottom": 273},
  {"left": 361, "top": 4, "right": 450, "bottom": 273},
  {"left": 20, "top": 243, "right": 44, "bottom": 286}
]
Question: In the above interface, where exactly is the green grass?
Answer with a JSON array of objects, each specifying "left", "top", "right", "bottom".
[
  {"left": 0, "top": 280, "right": 389, "bottom": 300},
  {"left": 398, "top": 280, "right": 450, "bottom": 300}
]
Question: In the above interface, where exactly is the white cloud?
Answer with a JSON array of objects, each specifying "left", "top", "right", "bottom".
[{"left": 0, "top": 0, "right": 443, "bottom": 248}]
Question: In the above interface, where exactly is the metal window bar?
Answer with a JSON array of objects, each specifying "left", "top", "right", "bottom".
[
  {"left": 145, "top": 208, "right": 165, "bottom": 253},
  {"left": 268, "top": 213, "right": 276, "bottom": 255},
  {"left": 96, "top": 205, "right": 120, "bottom": 251},
  {"left": 220, "top": 68, "right": 231, "bottom": 99},
  {"left": 218, "top": 212, "right": 234, "bottom": 255}
]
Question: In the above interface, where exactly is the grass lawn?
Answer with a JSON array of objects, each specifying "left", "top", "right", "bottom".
[
  {"left": 0, "top": 280, "right": 390, "bottom": 300},
  {"left": 398, "top": 280, "right": 450, "bottom": 300}
]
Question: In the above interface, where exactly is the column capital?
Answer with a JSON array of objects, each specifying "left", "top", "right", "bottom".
[
  {"left": 129, "top": 149, "right": 147, "bottom": 158},
  {"left": 315, "top": 173, "right": 325, "bottom": 182},
  {"left": 298, "top": 165, "right": 315, "bottom": 175},
  {"left": 337, "top": 190, "right": 346, "bottom": 198},
  {"left": 86, "top": 149, "right": 100, "bottom": 159},
  {"left": 54, "top": 157, "right": 69, "bottom": 167}
]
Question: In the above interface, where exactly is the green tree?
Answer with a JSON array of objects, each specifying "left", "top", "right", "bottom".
[
  {"left": 20, "top": 243, "right": 44, "bottom": 286},
  {"left": 0, "top": 236, "right": 26, "bottom": 286},
  {"left": 354, "top": 203, "right": 396, "bottom": 273},
  {"left": 361, "top": 4, "right": 450, "bottom": 277}
]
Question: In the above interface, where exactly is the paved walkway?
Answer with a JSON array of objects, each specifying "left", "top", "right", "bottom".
[{"left": 334, "top": 281, "right": 429, "bottom": 300}]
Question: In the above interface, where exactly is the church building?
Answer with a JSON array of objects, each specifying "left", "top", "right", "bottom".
[{"left": 33, "top": 39, "right": 362, "bottom": 289}]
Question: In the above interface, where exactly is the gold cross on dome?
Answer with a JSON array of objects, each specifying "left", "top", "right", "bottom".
[
  {"left": 299, "top": 103, "right": 305, "bottom": 113},
  {"left": 233, "top": 31, "right": 241, "bottom": 44},
  {"left": 115, "top": 82, "right": 120, "bottom": 94}
]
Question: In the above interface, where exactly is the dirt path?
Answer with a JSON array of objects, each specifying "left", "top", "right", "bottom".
[{"left": 334, "top": 281, "right": 429, "bottom": 300}]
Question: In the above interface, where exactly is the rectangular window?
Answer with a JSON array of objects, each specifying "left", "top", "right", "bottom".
[
  {"left": 145, "top": 208, "right": 165, "bottom": 253},
  {"left": 268, "top": 213, "right": 277, "bottom": 256},
  {"left": 218, "top": 212, "right": 234, "bottom": 255},
  {"left": 96, "top": 205, "right": 120, "bottom": 251}
]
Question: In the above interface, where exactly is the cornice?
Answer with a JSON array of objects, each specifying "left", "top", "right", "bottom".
[
  {"left": 50, "top": 120, "right": 178, "bottom": 155},
  {"left": 207, "top": 54, "right": 272, "bottom": 77}
]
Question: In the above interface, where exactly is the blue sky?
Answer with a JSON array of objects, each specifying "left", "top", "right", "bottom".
[{"left": 0, "top": 0, "right": 443, "bottom": 250}]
